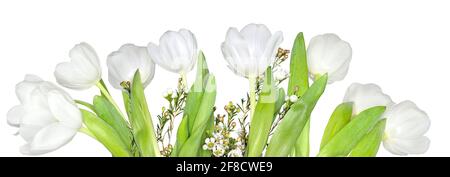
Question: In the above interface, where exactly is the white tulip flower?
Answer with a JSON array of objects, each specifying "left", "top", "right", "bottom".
[
  {"left": 307, "top": 34, "right": 352, "bottom": 84},
  {"left": 107, "top": 44, "right": 155, "bottom": 90},
  {"left": 147, "top": 29, "right": 198, "bottom": 77},
  {"left": 383, "top": 101, "right": 430, "bottom": 155},
  {"left": 221, "top": 23, "right": 283, "bottom": 78},
  {"left": 7, "top": 75, "right": 82, "bottom": 155},
  {"left": 343, "top": 83, "right": 394, "bottom": 115},
  {"left": 54, "top": 42, "right": 102, "bottom": 90},
  {"left": 221, "top": 23, "right": 283, "bottom": 116}
]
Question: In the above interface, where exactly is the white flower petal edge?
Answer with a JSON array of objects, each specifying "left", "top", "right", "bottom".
[
  {"left": 221, "top": 23, "right": 283, "bottom": 78},
  {"left": 107, "top": 44, "right": 155, "bottom": 89},
  {"left": 383, "top": 101, "right": 430, "bottom": 155},
  {"left": 147, "top": 29, "right": 198, "bottom": 74},
  {"left": 307, "top": 33, "right": 352, "bottom": 84},
  {"left": 343, "top": 83, "right": 394, "bottom": 115},
  {"left": 6, "top": 75, "right": 82, "bottom": 155},
  {"left": 54, "top": 42, "right": 102, "bottom": 90}
]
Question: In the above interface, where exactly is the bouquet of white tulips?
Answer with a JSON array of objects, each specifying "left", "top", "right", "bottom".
[{"left": 7, "top": 23, "right": 430, "bottom": 157}]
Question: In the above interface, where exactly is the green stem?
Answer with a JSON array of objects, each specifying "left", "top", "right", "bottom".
[
  {"left": 75, "top": 100, "right": 95, "bottom": 111},
  {"left": 181, "top": 72, "right": 188, "bottom": 89},
  {"left": 249, "top": 76, "right": 257, "bottom": 119},
  {"left": 294, "top": 74, "right": 324, "bottom": 157},
  {"left": 96, "top": 80, "right": 126, "bottom": 119},
  {"left": 79, "top": 127, "right": 96, "bottom": 140}
]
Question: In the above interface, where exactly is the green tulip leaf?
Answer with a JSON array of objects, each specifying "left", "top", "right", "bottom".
[
  {"left": 289, "top": 33, "right": 312, "bottom": 157},
  {"left": 93, "top": 95, "right": 132, "bottom": 149},
  {"left": 320, "top": 102, "right": 353, "bottom": 149},
  {"left": 81, "top": 109, "right": 131, "bottom": 157},
  {"left": 246, "top": 67, "right": 277, "bottom": 157},
  {"left": 273, "top": 88, "right": 285, "bottom": 120},
  {"left": 349, "top": 119, "right": 386, "bottom": 157},
  {"left": 178, "top": 75, "right": 216, "bottom": 157},
  {"left": 266, "top": 74, "right": 328, "bottom": 157},
  {"left": 318, "top": 106, "right": 386, "bottom": 157},
  {"left": 174, "top": 51, "right": 216, "bottom": 157},
  {"left": 288, "top": 32, "right": 309, "bottom": 96},
  {"left": 129, "top": 70, "right": 159, "bottom": 156}
]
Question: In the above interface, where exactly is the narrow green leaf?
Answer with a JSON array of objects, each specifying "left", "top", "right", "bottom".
[
  {"left": 349, "top": 119, "right": 386, "bottom": 157},
  {"left": 81, "top": 109, "right": 131, "bottom": 157},
  {"left": 129, "top": 70, "right": 159, "bottom": 156},
  {"left": 320, "top": 102, "right": 353, "bottom": 149},
  {"left": 93, "top": 95, "right": 132, "bottom": 149},
  {"left": 246, "top": 67, "right": 277, "bottom": 157},
  {"left": 198, "top": 113, "right": 215, "bottom": 157},
  {"left": 266, "top": 75, "right": 328, "bottom": 157},
  {"left": 172, "top": 114, "right": 189, "bottom": 156},
  {"left": 187, "top": 51, "right": 210, "bottom": 132},
  {"left": 294, "top": 119, "right": 310, "bottom": 157},
  {"left": 178, "top": 75, "right": 216, "bottom": 157},
  {"left": 287, "top": 32, "right": 309, "bottom": 96},
  {"left": 75, "top": 100, "right": 95, "bottom": 111},
  {"left": 174, "top": 51, "right": 211, "bottom": 156},
  {"left": 273, "top": 88, "right": 285, "bottom": 120},
  {"left": 191, "top": 76, "right": 216, "bottom": 131},
  {"left": 178, "top": 122, "right": 209, "bottom": 157},
  {"left": 318, "top": 106, "right": 386, "bottom": 157},
  {"left": 288, "top": 33, "right": 311, "bottom": 157},
  {"left": 122, "top": 90, "right": 132, "bottom": 118}
]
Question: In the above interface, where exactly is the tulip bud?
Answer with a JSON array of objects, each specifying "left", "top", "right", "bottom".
[
  {"left": 147, "top": 29, "right": 198, "bottom": 75},
  {"left": 54, "top": 42, "right": 101, "bottom": 90},
  {"left": 107, "top": 44, "right": 155, "bottom": 90},
  {"left": 307, "top": 34, "right": 352, "bottom": 84},
  {"left": 343, "top": 83, "right": 394, "bottom": 115},
  {"left": 221, "top": 23, "right": 283, "bottom": 78},
  {"left": 383, "top": 101, "right": 430, "bottom": 155}
]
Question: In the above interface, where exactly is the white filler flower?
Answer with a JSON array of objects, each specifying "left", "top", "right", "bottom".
[
  {"left": 343, "top": 83, "right": 394, "bottom": 115},
  {"left": 383, "top": 101, "right": 430, "bottom": 155},
  {"left": 307, "top": 33, "right": 352, "bottom": 84},
  {"left": 54, "top": 42, "right": 102, "bottom": 90},
  {"left": 7, "top": 75, "right": 82, "bottom": 155},
  {"left": 107, "top": 44, "right": 155, "bottom": 89},
  {"left": 147, "top": 29, "right": 198, "bottom": 76}
]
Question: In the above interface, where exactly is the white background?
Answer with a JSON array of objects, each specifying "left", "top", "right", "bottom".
[{"left": 0, "top": 0, "right": 448, "bottom": 157}]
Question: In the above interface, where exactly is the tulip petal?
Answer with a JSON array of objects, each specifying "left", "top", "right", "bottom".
[
  {"left": 108, "top": 44, "right": 155, "bottom": 89},
  {"left": 148, "top": 29, "right": 198, "bottom": 74},
  {"left": 54, "top": 42, "right": 101, "bottom": 90},
  {"left": 385, "top": 101, "right": 430, "bottom": 138},
  {"left": 19, "top": 110, "right": 54, "bottom": 142},
  {"left": 384, "top": 136, "right": 430, "bottom": 155},
  {"left": 15, "top": 75, "right": 42, "bottom": 103},
  {"left": 307, "top": 34, "right": 352, "bottom": 83},
  {"left": 260, "top": 31, "right": 283, "bottom": 74},
  {"left": 178, "top": 29, "right": 198, "bottom": 71},
  {"left": 223, "top": 27, "right": 252, "bottom": 76},
  {"left": 240, "top": 23, "right": 271, "bottom": 59},
  {"left": 343, "top": 83, "right": 394, "bottom": 115},
  {"left": 23, "top": 123, "right": 77, "bottom": 155},
  {"left": 160, "top": 31, "right": 190, "bottom": 72},
  {"left": 7, "top": 105, "right": 25, "bottom": 127},
  {"left": 47, "top": 90, "right": 82, "bottom": 130}
]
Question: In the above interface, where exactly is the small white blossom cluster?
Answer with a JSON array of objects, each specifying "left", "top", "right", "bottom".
[
  {"left": 203, "top": 107, "right": 246, "bottom": 157},
  {"left": 285, "top": 95, "right": 298, "bottom": 103},
  {"left": 162, "top": 88, "right": 178, "bottom": 99},
  {"left": 273, "top": 67, "right": 289, "bottom": 81}
]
